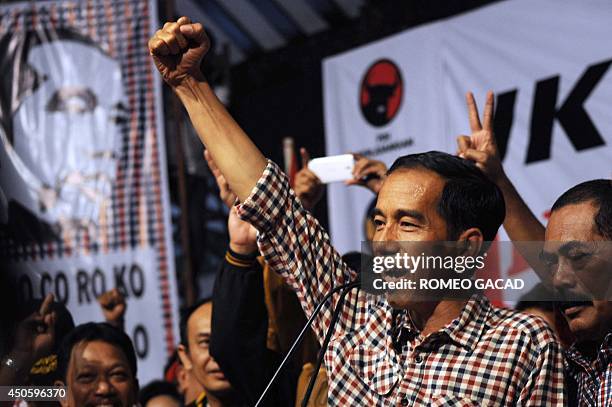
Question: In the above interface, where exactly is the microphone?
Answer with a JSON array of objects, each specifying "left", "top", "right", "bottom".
[{"left": 254, "top": 279, "right": 361, "bottom": 407}]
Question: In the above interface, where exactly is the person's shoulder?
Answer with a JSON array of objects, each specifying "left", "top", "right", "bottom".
[{"left": 486, "top": 306, "right": 559, "bottom": 352}]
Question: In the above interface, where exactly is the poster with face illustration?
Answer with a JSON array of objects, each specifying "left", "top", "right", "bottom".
[{"left": 0, "top": 0, "right": 177, "bottom": 384}]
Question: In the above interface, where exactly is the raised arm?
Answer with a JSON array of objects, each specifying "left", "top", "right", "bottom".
[
  {"left": 457, "top": 92, "right": 546, "bottom": 273},
  {"left": 150, "top": 18, "right": 362, "bottom": 344},
  {"left": 148, "top": 17, "right": 266, "bottom": 201}
]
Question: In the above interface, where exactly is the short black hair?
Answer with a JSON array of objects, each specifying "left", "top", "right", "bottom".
[
  {"left": 179, "top": 297, "right": 212, "bottom": 348},
  {"left": 57, "top": 322, "right": 137, "bottom": 381},
  {"left": 388, "top": 151, "right": 505, "bottom": 243},
  {"left": 551, "top": 179, "right": 612, "bottom": 239},
  {"left": 139, "top": 380, "right": 180, "bottom": 406}
]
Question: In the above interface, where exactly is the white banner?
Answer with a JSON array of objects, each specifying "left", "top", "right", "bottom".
[
  {"left": 11, "top": 249, "right": 163, "bottom": 376},
  {"left": 0, "top": 0, "right": 178, "bottom": 384},
  {"left": 323, "top": 0, "right": 612, "bottom": 302}
]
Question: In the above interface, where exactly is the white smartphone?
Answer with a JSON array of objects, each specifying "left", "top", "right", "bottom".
[{"left": 308, "top": 154, "right": 355, "bottom": 183}]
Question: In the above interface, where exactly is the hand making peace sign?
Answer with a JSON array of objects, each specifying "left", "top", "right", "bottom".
[{"left": 456, "top": 91, "right": 505, "bottom": 182}]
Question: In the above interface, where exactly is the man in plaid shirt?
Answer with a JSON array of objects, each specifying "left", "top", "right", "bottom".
[{"left": 149, "top": 20, "right": 566, "bottom": 405}]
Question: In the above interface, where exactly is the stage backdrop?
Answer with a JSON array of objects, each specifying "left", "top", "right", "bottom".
[
  {"left": 323, "top": 0, "right": 612, "bottom": 299},
  {"left": 0, "top": 0, "right": 177, "bottom": 383}
]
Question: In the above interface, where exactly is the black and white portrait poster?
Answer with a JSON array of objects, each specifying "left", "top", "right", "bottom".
[{"left": 0, "top": 0, "right": 178, "bottom": 383}]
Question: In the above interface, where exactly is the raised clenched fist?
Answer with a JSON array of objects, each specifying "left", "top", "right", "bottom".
[
  {"left": 97, "top": 288, "right": 127, "bottom": 329},
  {"left": 148, "top": 16, "right": 210, "bottom": 87}
]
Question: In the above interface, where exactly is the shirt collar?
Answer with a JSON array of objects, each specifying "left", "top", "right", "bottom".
[
  {"left": 390, "top": 294, "right": 491, "bottom": 352},
  {"left": 566, "top": 330, "right": 612, "bottom": 365},
  {"left": 197, "top": 392, "right": 206, "bottom": 407}
]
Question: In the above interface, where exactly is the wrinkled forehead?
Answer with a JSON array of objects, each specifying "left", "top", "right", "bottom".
[
  {"left": 27, "top": 39, "right": 125, "bottom": 100},
  {"left": 544, "top": 207, "right": 610, "bottom": 257},
  {"left": 545, "top": 203, "right": 600, "bottom": 243}
]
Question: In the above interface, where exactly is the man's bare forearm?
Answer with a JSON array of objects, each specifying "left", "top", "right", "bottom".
[
  {"left": 496, "top": 174, "right": 549, "bottom": 280},
  {"left": 497, "top": 175, "right": 545, "bottom": 242},
  {"left": 174, "top": 76, "right": 267, "bottom": 202}
]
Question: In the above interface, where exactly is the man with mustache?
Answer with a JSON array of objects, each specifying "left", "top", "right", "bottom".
[
  {"left": 544, "top": 180, "right": 612, "bottom": 405},
  {"left": 458, "top": 96, "right": 611, "bottom": 406},
  {"left": 148, "top": 18, "right": 565, "bottom": 405}
]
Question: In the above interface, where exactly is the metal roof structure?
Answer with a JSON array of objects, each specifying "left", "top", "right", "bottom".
[{"left": 175, "top": 0, "right": 365, "bottom": 64}]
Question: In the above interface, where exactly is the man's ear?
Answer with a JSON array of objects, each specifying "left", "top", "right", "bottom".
[
  {"left": 176, "top": 363, "right": 188, "bottom": 392},
  {"left": 177, "top": 343, "right": 193, "bottom": 371},
  {"left": 54, "top": 380, "right": 69, "bottom": 407},
  {"left": 456, "top": 227, "right": 484, "bottom": 257}
]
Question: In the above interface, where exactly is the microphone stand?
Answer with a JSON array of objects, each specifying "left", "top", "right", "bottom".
[
  {"left": 300, "top": 280, "right": 359, "bottom": 406},
  {"left": 254, "top": 280, "right": 360, "bottom": 407}
]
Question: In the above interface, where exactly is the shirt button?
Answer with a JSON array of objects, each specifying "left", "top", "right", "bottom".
[
  {"left": 400, "top": 397, "right": 409, "bottom": 406},
  {"left": 415, "top": 355, "right": 423, "bottom": 364}
]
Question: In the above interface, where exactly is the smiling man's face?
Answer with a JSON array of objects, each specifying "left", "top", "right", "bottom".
[
  {"left": 61, "top": 340, "right": 137, "bottom": 407},
  {"left": 373, "top": 168, "right": 453, "bottom": 308},
  {"left": 544, "top": 201, "right": 612, "bottom": 342}
]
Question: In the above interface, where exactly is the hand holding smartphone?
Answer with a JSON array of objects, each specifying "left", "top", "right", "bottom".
[{"left": 307, "top": 154, "right": 355, "bottom": 183}]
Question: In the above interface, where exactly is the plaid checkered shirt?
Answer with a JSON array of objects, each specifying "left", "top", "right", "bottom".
[
  {"left": 237, "top": 160, "right": 566, "bottom": 406},
  {"left": 564, "top": 332, "right": 612, "bottom": 406}
]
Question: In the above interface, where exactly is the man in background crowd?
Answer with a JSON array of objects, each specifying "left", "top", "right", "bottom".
[
  {"left": 545, "top": 180, "right": 612, "bottom": 405},
  {"left": 457, "top": 92, "right": 612, "bottom": 406},
  {"left": 55, "top": 322, "right": 139, "bottom": 407},
  {"left": 178, "top": 299, "right": 241, "bottom": 406}
]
